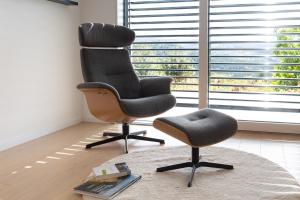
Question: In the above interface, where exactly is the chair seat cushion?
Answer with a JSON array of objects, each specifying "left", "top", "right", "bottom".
[
  {"left": 119, "top": 94, "right": 176, "bottom": 117},
  {"left": 154, "top": 109, "right": 238, "bottom": 147}
]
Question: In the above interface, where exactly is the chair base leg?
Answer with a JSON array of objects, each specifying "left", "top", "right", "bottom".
[
  {"left": 130, "top": 131, "right": 146, "bottom": 136},
  {"left": 103, "top": 130, "right": 146, "bottom": 138},
  {"left": 86, "top": 135, "right": 123, "bottom": 149},
  {"left": 156, "top": 162, "right": 192, "bottom": 172},
  {"left": 156, "top": 147, "right": 233, "bottom": 187},
  {"left": 124, "top": 136, "right": 128, "bottom": 154},
  {"left": 86, "top": 123, "right": 165, "bottom": 153},
  {"left": 188, "top": 165, "right": 197, "bottom": 187},
  {"left": 128, "top": 135, "right": 165, "bottom": 144},
  {"left": 103, "top": 132, "right": 122, "bottom": 137}
]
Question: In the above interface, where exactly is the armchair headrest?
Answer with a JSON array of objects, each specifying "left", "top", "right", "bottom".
[{"left": 79, "top": 23, "right": 135, "bottom": 47}]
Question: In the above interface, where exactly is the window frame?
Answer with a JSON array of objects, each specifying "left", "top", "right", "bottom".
[{"left": 123, "top": 0, "right": 300, "bottom": 134}]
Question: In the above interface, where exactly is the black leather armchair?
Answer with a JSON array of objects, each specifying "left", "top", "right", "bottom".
[{"left": 77, "top": 23, "right": 176, "bottom": 153}]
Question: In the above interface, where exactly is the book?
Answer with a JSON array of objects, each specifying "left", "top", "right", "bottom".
[
  {"left": 74, "top": 174, "right": 141, "bottom": 200},
  {"left": 89, "top": 162, "right": 131, "bottom": 182}
]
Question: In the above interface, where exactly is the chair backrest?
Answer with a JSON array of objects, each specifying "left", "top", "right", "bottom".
[{"left": 79, "top": 23, "right": 140, "bottom": 99}]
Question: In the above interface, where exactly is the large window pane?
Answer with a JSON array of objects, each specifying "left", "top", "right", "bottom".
[
  {"left": 125, "top": 0, "right": 200, "bottom": 108},
  {"left": 209, "top": 0, "right": 300, "bottom": 123}
]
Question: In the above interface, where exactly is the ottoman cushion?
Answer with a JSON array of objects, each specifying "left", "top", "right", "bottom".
[{"left": 153, "top": 109, "right": 238, "bottom": 147}]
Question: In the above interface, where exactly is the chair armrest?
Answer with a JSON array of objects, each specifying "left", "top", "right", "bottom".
[
  {"left": 140, "top": 77, "right": 172, "bottom": 97},
  {"left": 77, "top": 82, "right": 120, "bottom": 100}
]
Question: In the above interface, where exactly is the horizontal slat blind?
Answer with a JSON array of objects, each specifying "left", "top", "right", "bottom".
[
  {"left": 209, "top": 0, "right": 300, "bottom": 113},
  {"left": 126, "top": 0, "right": 200, "bottom": 107}
]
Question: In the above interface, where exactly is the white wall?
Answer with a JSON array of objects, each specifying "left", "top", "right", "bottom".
[
  {"left": 79, "top": 0, "right": 120, "bottom": 122},
  {"left": 80, "top": 0, "right": 118, "bottom": 24},
  {"left": 0, "top": 0, "right": 83, "bottom": 151}
]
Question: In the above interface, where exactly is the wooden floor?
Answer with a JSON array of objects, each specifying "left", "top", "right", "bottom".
[{"left": 0, "top": 122, "right": 300, "bottom": 200}]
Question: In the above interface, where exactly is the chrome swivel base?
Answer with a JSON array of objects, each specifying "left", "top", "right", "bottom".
[
  {"left": 86, "top": 123, "right": 165, "bottom": 153},
  {"left": 156, "top": 148, "right": 233, "bottom": 187}
]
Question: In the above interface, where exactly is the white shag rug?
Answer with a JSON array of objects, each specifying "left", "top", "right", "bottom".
[{"left": 101, "top": 146, "right": 300, "bottom": 200}]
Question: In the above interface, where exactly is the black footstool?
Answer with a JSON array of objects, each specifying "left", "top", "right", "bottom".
[{"left": 154, "top": 109, "right": 238, "bottom": 187}]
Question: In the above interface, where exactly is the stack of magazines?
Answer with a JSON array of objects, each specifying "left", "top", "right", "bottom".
[{"left": 74, "top": 163, "right": 141, "bottom": 200}]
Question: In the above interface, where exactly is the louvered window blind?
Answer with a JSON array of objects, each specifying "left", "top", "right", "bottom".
[
  {"left": 209, "top": 0, "right": 300, "bottom": 117},
  {"left": 125, "top": 0, "right": 200, "bottom": 107},
  {"left": 124, "top": 0, "right": 300, "bottom": 124}
]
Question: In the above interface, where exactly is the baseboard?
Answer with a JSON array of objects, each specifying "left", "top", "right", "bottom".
[
  {"left": 0, "top": 117, "right": 82, "bottom": 152},
  {"left": 238, "top": 121, "right": 300, "bottom": 134}
]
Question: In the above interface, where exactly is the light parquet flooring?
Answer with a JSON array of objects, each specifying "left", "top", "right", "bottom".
[{"left": 0, "top": 122, "right": 299, "bottom": 200}]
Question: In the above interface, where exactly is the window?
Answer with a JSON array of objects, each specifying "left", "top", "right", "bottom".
[
  {"left": 125, "top": 0, "right": 200, "bottom": 108},
  {"left": 209, "top": 0, "right": 300, "bottom": 124},
  {"left": 124, "top": 0, "right": 300, "bottom": 130}
]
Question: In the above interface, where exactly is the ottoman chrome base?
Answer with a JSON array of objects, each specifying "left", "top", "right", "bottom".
[{"left": 156, "top": 147, "right": 233, "bottom": 187}]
